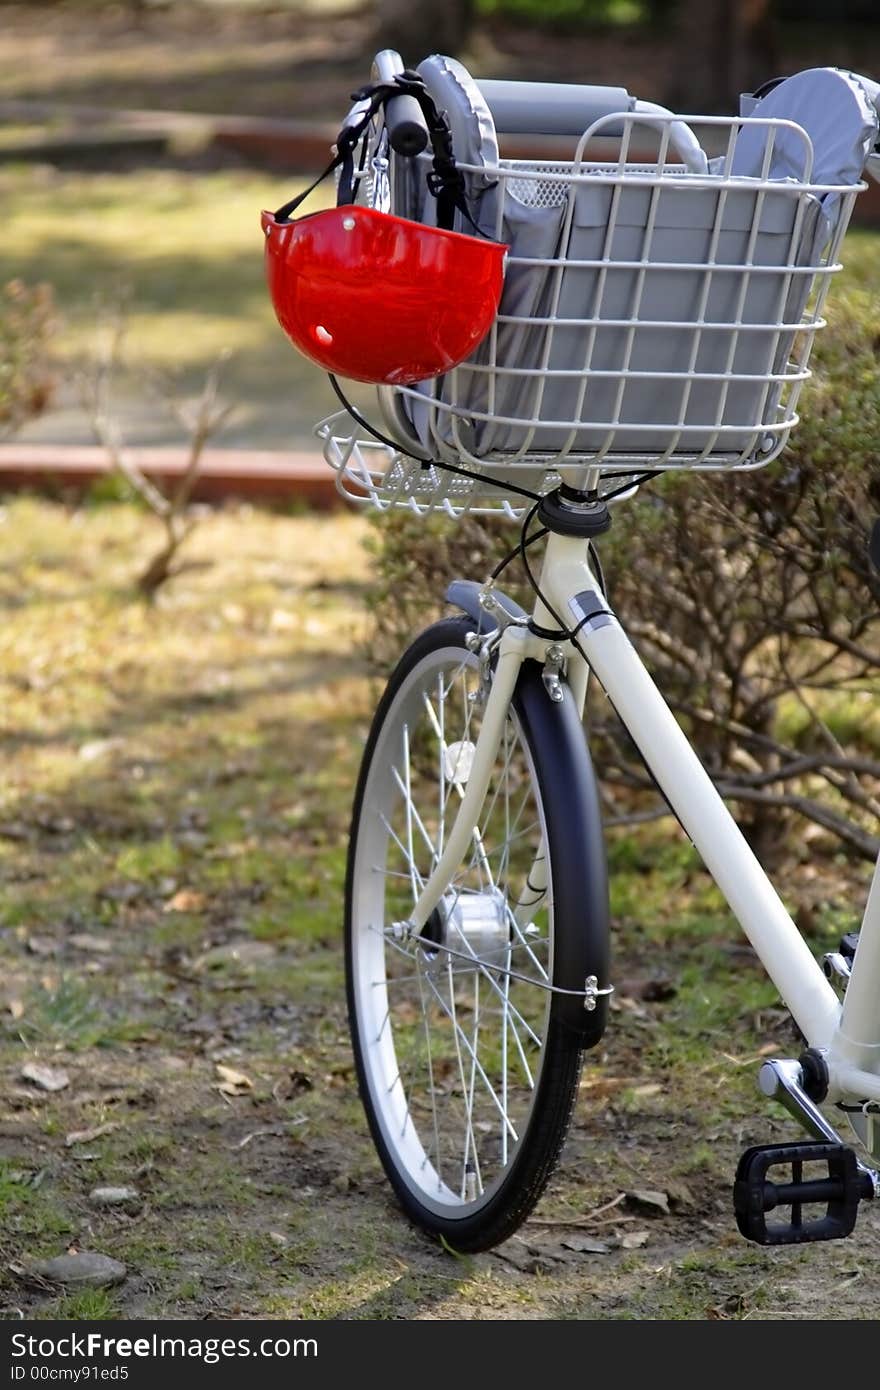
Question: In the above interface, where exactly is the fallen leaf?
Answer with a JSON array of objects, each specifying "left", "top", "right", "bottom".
[
  {"left": 163, "top": 889, "right": 207, "bottom": 914},
  {"left": 578, "top": 1075, "right": 628, "bottom": 1098},
  {"left": 560, "top": 1234, "right": 612, "bottom": 1254},
  {"left": 272, "top": 1069, "right": 313, "bottom": 1103},
  {"left": 21, "top": 1063, "right": 70, "bottom": 1093},
  {"left": 7, "top": 999, "right": 24, "bottom": 1020},
  {"left": 215, "top": 1063, "right": 253, "bottom": 1096},
  {"left": 621, "top": 1230, "right": 651, "bottom": 1250},
  {"left": 625, "top": 1188, "right": 670, "bottom": 1216},
  {"left": 65, "top": 1123, "right": 119, "bottom": 1148},
  {"left": 631, "top": 1082, "right": 662, "bottom": 1098}
]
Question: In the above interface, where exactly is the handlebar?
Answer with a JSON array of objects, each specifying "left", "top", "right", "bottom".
[{"left": 372, "top": 49, "right": 429, "bottom": 158}]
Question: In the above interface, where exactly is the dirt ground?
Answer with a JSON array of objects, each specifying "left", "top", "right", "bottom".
[{"left": 1, "top": 500, "right": 878, "bottom": 1321}]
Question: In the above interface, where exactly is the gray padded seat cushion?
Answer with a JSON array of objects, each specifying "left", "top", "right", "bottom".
[{"left": 731, "top": 67, "right": 878, "bottom": 188}]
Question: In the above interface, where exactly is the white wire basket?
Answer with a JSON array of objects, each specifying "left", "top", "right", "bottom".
[{"left": 321, "top": 107, "right": 866, "bottom": 516}]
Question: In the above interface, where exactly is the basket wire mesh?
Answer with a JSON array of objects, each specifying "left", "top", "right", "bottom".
[{"left": 319, "top": 109, "right": 863, "bottom": 518}]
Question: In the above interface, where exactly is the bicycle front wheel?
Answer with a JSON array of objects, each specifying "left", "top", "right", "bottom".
[{"left": 346, "top": 616, "right": 609, "bottom": 1251}]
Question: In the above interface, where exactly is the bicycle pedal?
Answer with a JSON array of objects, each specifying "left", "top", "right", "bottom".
[{"left": 733, "top": 1141, "right": 873, "bottom": 1245}]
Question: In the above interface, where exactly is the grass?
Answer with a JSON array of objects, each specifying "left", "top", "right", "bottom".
[{"left": 0, "top": 497, "right": 878, "bottom": 1320}]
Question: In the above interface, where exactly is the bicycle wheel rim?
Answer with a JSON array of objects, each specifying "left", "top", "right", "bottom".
[{"left": 348, "top": 638, "right": 559, "bottom": 1220}]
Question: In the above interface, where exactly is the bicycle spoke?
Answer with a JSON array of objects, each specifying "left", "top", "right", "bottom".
[
  {"left": 391, "top": 764, "right": 440, "bottom": 867},
  {"left": 379, "top": 812, "right": 425, "bottom": 896},
  {"left": 421, "top": 967, "right": 519, "bottom": 1144},
  {"left": 414, "top": 957, "right": 444, "bottom": 1193}
]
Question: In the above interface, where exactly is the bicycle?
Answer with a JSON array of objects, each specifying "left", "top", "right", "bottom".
[{"left": 264, "top": 50, "right": 880, "bottom": 1253}]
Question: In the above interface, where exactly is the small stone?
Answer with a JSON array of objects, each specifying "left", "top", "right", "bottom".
[
  {"left": 30, "top": 1252, "right": 127, "bottom": 1289},
  {"left": 25, "top": 936, "right": 59, "bottom": 957},
  {"left": 197, "top": 940, "right": 276, "bottom": 970},
  {"left": 78, "top": 739, "right": 123, "bottom": 763},
  {"left": 37, "top": 815, "right": 75, "bottom": 835},
  {"left": 101, "top": 881, "right": 141, "bottom": 904},
  {"left": 69, "top": 933, "right": 114, "bottom": 955},
  {"left": 177, "top": 831, "right": 208, "bottom": 852},
  {"left": 89, "top": 1186, "right": 140, "bottom": 1209},
  {"left": 664, "top": 1178, "right": 696, "bottom": 1211},
  {"left": 0, "top": 821, "right": 29, "bottom": 841},
  {"left": 21, "top": 1063, "right": 70, "bottom": 1093}
]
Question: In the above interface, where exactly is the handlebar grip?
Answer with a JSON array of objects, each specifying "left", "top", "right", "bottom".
[{"left": 385, "top": 92, "right": 429, "bottom": 157}]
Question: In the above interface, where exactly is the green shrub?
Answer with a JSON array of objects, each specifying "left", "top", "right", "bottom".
[{"left": 0, "top": 279, "right": 56, "bottom": 436}]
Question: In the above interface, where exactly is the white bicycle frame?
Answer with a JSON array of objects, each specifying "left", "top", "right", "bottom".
[{"left": 406, "top": 526, "right": 880, "bottom": 1117}]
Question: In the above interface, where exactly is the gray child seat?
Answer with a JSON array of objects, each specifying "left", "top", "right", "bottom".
[{"left": 385, "top": 59, "right": 877, "bottom": 472}]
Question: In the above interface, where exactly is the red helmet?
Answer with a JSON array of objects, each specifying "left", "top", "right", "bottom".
[{"left": 261, "top": 204, "right": 507, "bottom": 386}]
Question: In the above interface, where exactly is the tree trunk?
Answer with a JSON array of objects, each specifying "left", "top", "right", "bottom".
[
  {"left": 669, "top": 0, "right": 779, "bottom": 113},
  {"left": 373, "top": 0, "right": 475, "bottom": 65}
]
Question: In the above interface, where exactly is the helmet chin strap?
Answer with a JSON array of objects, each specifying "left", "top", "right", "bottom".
[{"left": 271, "top": 72, "right": 485, "bottom": 236}]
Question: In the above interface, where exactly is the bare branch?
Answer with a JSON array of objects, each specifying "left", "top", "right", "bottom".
[{"left": 78, "top": 306, "right": 234, "bottom": 598}]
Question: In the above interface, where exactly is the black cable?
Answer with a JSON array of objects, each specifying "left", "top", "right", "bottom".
[
  {"left": 600, "top": 470, "right": 660, "bottom": 501},
  {"left": 516, "top": 503, "right": 602, "bottom": 661},
  {"left": 328, "top": 375, "right": 665, "bottom": 626},
  {"left": 490, "top": 525, "right": 548, "bottom": 581},
  {"left": 588, "top": 540, "right": 607, "bottom": 599},
  {"left": 329, "top": 376, "right": 662, "bottom": 518}
]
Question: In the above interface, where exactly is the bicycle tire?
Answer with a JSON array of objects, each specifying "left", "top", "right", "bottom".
[{"left": 345, "top": 615, "right": 609, "bottom": 1251}]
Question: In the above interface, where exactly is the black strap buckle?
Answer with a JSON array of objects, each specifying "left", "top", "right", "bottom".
[{"left": 272, "top": 71, "right": 485, "bottom": 234}]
